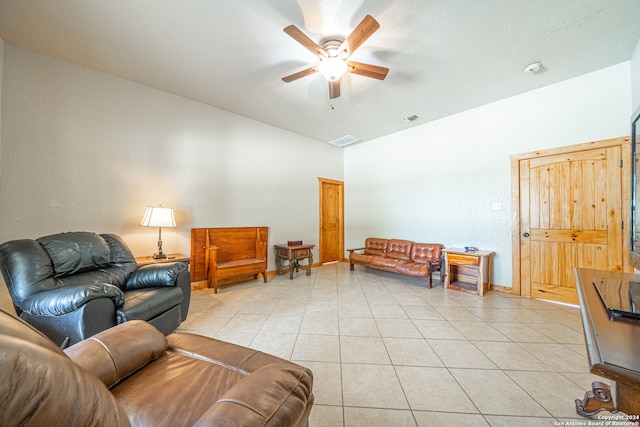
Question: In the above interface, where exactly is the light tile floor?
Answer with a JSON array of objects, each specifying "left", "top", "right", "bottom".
[{"left": 178, "top": 263, "right": 620, "bottom": 427}]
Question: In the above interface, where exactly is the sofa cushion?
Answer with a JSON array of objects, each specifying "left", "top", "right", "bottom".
[
  {"left": 386, "top": 239, "right": 413, "bottom": 260},
  {"left": 370, "top": 255, "right": 403, "bottom": 269},
  {"left": 395, "top": 261, "right": 432, "bottom": 277},
  {"left": 117, "top": 287, "right": 184, "bottom": 324},
  {"left": 111, "top": 332, "right": 314, "bottom": 427},
  {"left": 411, "top": 243, "right": 442, "bottom": 264},
  {"left": 350, "top": 252, "right": 373, "bottom": 265},
  {"left": 364, "top": 238, "right": 388, "bottom": 256},
  {"left": 37, "top": 232, "right": 111, "bottom": 278},
  {"left": 56, "top": 266, "right": 131, "bottom": 291}
]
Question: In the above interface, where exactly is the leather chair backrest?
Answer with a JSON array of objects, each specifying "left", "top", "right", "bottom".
[{"left": 37, "top": 232, "right": 112, "bottom": 277}]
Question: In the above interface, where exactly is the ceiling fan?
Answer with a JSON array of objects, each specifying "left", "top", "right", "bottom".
[{"left": 281, "top": 15, "right": 389, "bottom": 99}]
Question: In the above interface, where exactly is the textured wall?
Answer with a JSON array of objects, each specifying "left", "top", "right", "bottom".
[
  {"left": 344, "top": 62, "right": 632, "bottom": 287},
  {"left": 633, "top": 37, "right": 640, "bottom": 112},
  {"left": 0, "top": 45, "right": 343, "bottom": 269}
]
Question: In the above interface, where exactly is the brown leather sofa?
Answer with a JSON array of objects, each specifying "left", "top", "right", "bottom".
[
  {"left": 0, "top": 308, "right": 314, "bottom": 426},
  {"left": 349, "top": 238, "right": 444, "bottom": 287}
]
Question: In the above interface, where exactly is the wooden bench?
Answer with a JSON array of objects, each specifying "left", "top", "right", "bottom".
[{"left": 190, "top": 227, "right": 268, "bottom": 293}]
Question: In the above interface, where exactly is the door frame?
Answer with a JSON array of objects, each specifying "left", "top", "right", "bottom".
[
  {"left": 318, "top": 177, "right": 345, "bottom": 263},
  {"left": 510, "top": 136, "right": 631, "bottom": 297}
]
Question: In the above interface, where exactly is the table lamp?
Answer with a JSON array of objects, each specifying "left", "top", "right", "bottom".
[{"left": 140, "top": 206, "right": 176, "bottom": 259}]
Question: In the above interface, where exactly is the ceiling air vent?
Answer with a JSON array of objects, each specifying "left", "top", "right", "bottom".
[
  {"left": 401, "top": 114, "right": 422, "bottom": 123},
  {"left": 328, "top": 135, "right": 361, "bottom": 147}
]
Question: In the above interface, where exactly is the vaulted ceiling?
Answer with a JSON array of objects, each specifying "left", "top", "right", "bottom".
[{"left": 1, "top": 0, "right": 639, "bottom": 146}]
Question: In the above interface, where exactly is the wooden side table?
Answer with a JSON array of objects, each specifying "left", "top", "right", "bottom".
[
  {"left": 574, "top": 268, "right": 640, "bottom": 417},
  {"left": 135, "top": 253, "right": 191, "bottom": 267},
  {"left": 274, "top": 244, "right": 314, "bottom": 279},
  {"left": 442, "top": 248, "right": 494, "bottom": 296}
]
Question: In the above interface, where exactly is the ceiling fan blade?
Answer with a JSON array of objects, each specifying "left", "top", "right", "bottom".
[
  {"left": 282, "top": 66, "right": 318, "bottom": 83},
  {"left": 347, "top": 61, "right": 389, "bottom": 80},
  {"left": 337, "top": 15, "right": 380, "bottom": 58},
  {"left": 283, "top": 25, "right": 328, "bottom": 58},
  {"left": 329, "top": 80, "right": 341, "bottom": 99}
]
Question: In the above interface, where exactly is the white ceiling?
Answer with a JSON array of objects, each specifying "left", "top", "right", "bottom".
[{"left": 1, "top": 0, "right": 639, "bottom": 146}]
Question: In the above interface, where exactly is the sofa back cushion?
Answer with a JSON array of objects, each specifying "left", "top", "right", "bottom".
[
  {"left": 37, "top": 232, "right": 111, "bottom": 278},
  {"left": 364, "top": 238, "right": 388, "bottom": 256},
  {"left": 411, "top": 243, "right": 443, "bottom": 264},
  {"left": 386, "top": 239, "right": 413, "bottom": 260}
]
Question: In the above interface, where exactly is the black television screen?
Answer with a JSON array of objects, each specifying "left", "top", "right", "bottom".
[{"left": 630, "top": 104, "right": 640, "bottom": 269}]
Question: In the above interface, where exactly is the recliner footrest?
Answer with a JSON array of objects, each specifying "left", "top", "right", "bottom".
[{"left": 117, "top": 287, "right": 184, "bottom": 323}]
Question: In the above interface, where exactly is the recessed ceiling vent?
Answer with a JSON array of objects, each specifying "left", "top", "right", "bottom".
[
  {"left": 328, "top": 135, "right": 361, "bottom": 147},
  {"left": 401, "top": 114, "right": 422, "bottom": 123}
]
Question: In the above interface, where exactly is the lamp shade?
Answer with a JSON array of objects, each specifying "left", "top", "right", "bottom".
[{"left": 140, "top": 206, "right": 176, "bottom": 228}]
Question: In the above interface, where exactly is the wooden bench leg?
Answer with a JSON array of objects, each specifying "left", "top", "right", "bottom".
[
  {"left": 350, "top": 262, "right": 354, "bottom": 271},
  {"left": 262, "top": 271, "right": 268, "bottom": 283}
]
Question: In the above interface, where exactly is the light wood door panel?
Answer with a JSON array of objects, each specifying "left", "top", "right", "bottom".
[
  {"left": 319, "top": 178, "right": 344, "bottom": 264},
  {"left": 512, "top": 138, "right": 631, "bottom": 305}
]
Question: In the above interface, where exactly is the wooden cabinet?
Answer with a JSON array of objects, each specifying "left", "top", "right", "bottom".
[{"left": 443, "top": 248, "right": 494, "bottom": 296}]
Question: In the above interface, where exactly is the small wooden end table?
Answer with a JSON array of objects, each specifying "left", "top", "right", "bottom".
[
  {"left": 442, "top": 248, "right": 494, "bottom": 296},
  {"left": 274, "top": 244, "right": 315, "bottom": 279},
  {"left": 574, "top": 268, "right": 640, "bottom": 417},
  {"left": 135, "top": 253, "right": 190, "bottom": 267}
]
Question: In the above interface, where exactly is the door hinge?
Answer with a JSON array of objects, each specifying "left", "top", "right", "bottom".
[
  {"left": 621, "top": 159, "right": 624, "bottom": 168},
  {"left": 622, "top": 221, "right": 624, "bottom": 230}
]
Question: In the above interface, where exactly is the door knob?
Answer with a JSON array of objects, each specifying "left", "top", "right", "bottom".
[{"left": 522, "top": 232, "right": 530, "bottom": 237}]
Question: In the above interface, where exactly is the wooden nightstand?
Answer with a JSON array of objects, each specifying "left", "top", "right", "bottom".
[
  {"left": 135, "top": 253, "right": 190, "bottom": 267},
  {"left": 442, "top": 248, "right": 494, "bottom": 296}
]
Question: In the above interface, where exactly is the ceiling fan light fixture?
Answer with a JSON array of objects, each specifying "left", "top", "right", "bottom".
[{"left": 318, "top": 57, "right": 348, "bottom": 81}]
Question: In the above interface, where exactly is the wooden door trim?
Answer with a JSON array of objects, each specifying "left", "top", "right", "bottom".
[
  {"left": 510, "top": 136, "right": 631, "bottom": 297},
  {"left": 318, "top": 177, "right": 345, "bottom": 263}
]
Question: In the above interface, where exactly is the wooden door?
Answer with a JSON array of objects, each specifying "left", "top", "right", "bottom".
[
  {"left": 511, "top": 137, "right": 631, "bottom": 305},
  {"left": 319, "top": 178, "right": 344, "bottom": 264}
]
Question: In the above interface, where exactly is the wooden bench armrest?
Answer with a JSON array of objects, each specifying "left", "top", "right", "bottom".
[
  {"left": 256, "top": 239, "right": 267, "bottom": 261},
  {"left": 208, "top": 245, "right": 219, "bottom": 268}
]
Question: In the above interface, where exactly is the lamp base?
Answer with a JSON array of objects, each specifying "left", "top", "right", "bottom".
[{"left": 153, "top": 253, "right": 167, "bottom": 259}]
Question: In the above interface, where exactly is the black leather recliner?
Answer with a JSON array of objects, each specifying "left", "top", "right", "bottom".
[{"left": 0, "top": 231, "right": 191, "bottom": 346}]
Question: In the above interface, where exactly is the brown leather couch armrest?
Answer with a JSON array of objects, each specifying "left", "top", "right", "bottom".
[
  {"left": 64, "top": 320, "right": 167, "bottom": 388},
  {"left": 168, "top": 332, "right": 295, "bottom": 374},
  {"left": 193, "top": 363, "right": 314, "bottom": 427},
  {"left": 347, "top": 247, "right": 365, "bottom": 253}
]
